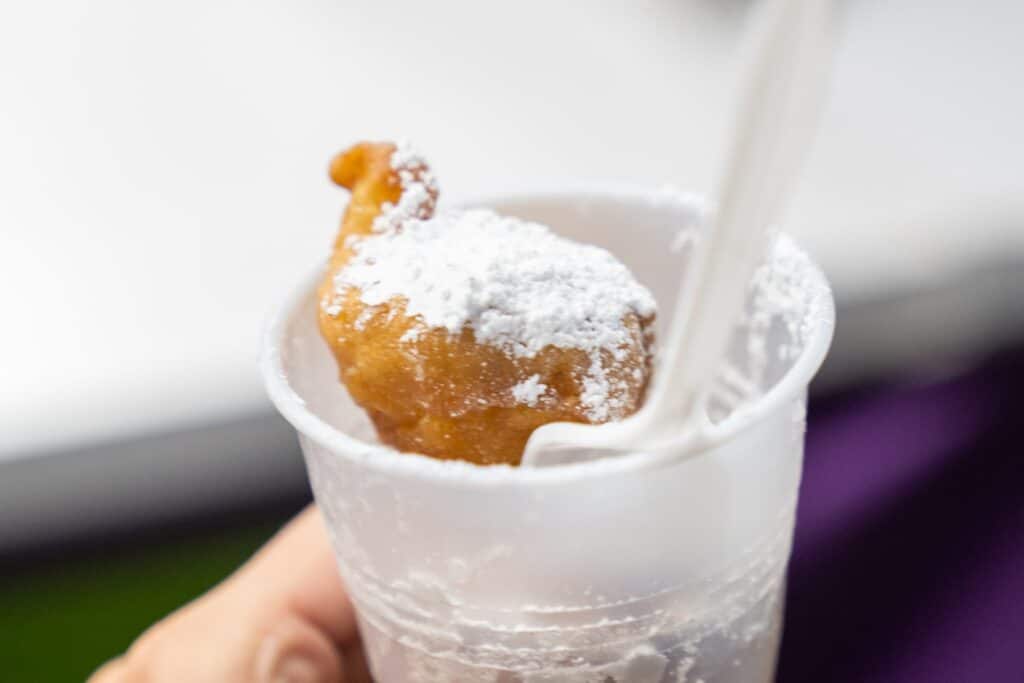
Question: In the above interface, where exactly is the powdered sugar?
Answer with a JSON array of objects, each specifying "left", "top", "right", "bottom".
[
  {"left": 329, "top": 145, "right": 656, "bottom": 420},
  {"left": 372, "top": 140, "right": 438, "bottom": 234},
  {"left": 336, "top": 208, "right": 654, "bottom": 354},
  {"left": 511, "top": 374, "right": 548, "bottom": 407},
  {"left": 579, "top": 354, "right": 622, "bottom": 422}
]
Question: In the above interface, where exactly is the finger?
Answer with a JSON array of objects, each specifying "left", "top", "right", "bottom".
[
  {"left": 253, "top": 614, "right": 343, "bottom": 683},
  {"left": 88, "top": 505, "right": 364, "bottom": 682},
  {"left": 230, "top": 505, "right": 359, "bottom": 647},
  {"left": 341, "top": 639, "right": 374, "bottom": 683}
]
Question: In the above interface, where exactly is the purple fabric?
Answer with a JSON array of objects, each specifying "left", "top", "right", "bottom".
[{"left": 778, "top": 352, "right": 1024, "bottom": 681}]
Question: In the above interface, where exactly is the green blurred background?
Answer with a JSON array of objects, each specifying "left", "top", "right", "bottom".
[{"left": 0, "top": 504, "right": 303, "bottom": 681}]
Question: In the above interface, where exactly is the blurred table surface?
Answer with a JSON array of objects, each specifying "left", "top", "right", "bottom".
[{"left": 1, "top": 0, "right": 1023, "bottom": 553}]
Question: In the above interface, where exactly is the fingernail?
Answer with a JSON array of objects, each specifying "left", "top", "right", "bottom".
[
  {"left": 256, "top": 623, "right": 338, "bottom": 683},
  {"left": 270, "top": 654, "right": 323, "bottom": 683}
]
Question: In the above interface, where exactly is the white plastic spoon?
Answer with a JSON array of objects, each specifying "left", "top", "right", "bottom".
[{"left": 522, "top": 0, "right": 835, "bottom": 466}]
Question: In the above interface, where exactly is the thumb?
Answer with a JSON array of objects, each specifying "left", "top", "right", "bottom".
[
  {"left": 254, "top": 614, "right": 342, "bottom": 683},
  {"left": 89, "top": 506, "right": 368, "bottom": 683}
]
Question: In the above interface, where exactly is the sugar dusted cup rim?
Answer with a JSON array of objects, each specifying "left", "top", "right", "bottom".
[{"left": 261, "top": 185, "right": 835, "bottom": 487}]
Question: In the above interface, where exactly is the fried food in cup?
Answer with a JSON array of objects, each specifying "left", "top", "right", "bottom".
[{"left": 317, "top": 142, "right": 654, "bottom": 466}]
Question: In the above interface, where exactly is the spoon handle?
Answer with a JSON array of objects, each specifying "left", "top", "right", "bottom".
[{"left": 651, "top": 0, "right": 835, "bottom": 426}]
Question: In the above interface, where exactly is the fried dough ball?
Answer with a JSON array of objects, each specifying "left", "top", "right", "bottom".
[{"left": 317, "top": 141, "right": 654, "bottom": 466}]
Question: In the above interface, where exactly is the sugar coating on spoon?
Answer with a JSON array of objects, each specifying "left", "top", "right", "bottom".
[{"left": 327, "top": 144, "right": 657, "bottom": 421}]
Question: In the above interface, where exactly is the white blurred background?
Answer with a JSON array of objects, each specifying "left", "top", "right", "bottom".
[{"left": 2, "top": 0, "right": 1022, "bottom": 549}]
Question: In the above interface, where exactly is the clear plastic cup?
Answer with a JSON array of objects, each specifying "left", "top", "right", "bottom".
[{"left": 262, "top": 187, "right": 835, "bottom": 683}]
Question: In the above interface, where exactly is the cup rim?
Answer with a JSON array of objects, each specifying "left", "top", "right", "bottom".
[{"left": 261, "top": 185, "right": 836, "bottom": 486}]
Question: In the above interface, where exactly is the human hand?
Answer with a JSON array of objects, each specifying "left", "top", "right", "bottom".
[{"left": 89, "top": 505, "right": 372, "bottom": 682}]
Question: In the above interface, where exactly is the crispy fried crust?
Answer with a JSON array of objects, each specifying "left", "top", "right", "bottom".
[{"left": 317, "top": 142, "right": 651, "bottom": 465}]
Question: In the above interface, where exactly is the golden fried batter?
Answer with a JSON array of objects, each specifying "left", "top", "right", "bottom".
[{"left": 317, "top": 142, "right": 653, "bottom": 466}]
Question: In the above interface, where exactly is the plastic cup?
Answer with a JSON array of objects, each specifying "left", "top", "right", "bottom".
[{"left": 262, "top": 187, "right": 835, "bottom": 683}]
